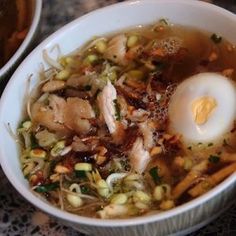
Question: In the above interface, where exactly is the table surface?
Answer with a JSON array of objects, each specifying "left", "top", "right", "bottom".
[{"left": 1, "top": 0, "right": 236, "bottom": 235}]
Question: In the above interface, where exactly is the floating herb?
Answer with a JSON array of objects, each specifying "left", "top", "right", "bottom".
[
  {"left": 49, "top": 159, "right": 59, "bottom": 173},
  {"left": 93, "top": 104, "right": 100, "bottom": 117},
  {"left": 149, "top": 166, "right": 161, "bottom": 184},
  {"left": 208, "top": 143, "right": 213, "bottom": 147},
  {"left": 24, "top": 173, "right": 30, "bottom": 179},
  {"left": 211, "top": 33, "right": 222, "bottom": 44},
  {"left": 84, "top": 85, "right": 92, "bottom": 91},
  {"left": 152, "top": 61, "right": 165, "bottom": 72},
  {"left": 208, "top": 155, "right": 220, "bottom": 164},
  {"left": 75, "top": 170, "right": 87, "bottom": 178},
  {"left": 81, "top": 186, "right": 90, "bottom": 194},
  {"left": 120, "top": 159, "right": 131, "bottom": 171},
  {"left": 159, "top": 18, "right": 169, "bottom": 26},
  {"left": 30, "top": 134, "right": 39, "bottom": 149},
  {"left": 35, "top": 182, "right": 59, "bottom": 193},
  {"left": 113, "top": 99, "right": 121, "bottom": 121}
]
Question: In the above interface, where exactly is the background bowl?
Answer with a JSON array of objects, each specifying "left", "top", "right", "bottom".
[
  {"left": 0, "top": 0, "right": 236, "bottom": 236},
  {"left": 0, "top": 0, "right": 42, "bottom": 84}
]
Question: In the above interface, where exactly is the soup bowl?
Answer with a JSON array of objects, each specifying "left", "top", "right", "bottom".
[
  {"left": 0, "top": 0, "right": 236, "bottom": 235},
  {"left": 0, "top": 0, "right": 42, "bottom": 83}
]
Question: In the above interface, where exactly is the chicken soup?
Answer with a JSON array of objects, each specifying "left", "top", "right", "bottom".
[{"left": 17, "top": 19, "right": 236, "bottom": 219}]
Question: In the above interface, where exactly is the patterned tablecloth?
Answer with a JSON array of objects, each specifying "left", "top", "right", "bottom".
[{"left": 1, "top": 0, "right": 236, "bottom": 235}]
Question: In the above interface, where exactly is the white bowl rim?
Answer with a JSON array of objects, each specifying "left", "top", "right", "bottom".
[
  {"left": 1, "top": 0, "right": 236, "bottom": 228},
  {"left": 0, "top": 0, "right": 42, "bottom": 78}
]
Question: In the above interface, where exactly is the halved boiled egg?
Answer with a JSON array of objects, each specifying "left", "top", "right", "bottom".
[{"left": 168, "top": 72, "right": 236, "bottom": 143}]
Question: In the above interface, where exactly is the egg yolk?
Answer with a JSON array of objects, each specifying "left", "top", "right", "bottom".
[
  {"left": 191, "top": 96, "right": 217, "bottom": 125},
  {"left": 168, "top": 72, "right": 236, "bottom": 144}
]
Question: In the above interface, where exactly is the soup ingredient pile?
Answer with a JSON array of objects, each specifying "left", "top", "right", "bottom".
[{"left": 17, "top": 19, "right": 236, "bottom": 219}]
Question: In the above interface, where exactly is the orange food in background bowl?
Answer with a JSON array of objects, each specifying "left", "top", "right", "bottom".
[{"left": 0, "top": 0, "right": 42, "bottom": 83}]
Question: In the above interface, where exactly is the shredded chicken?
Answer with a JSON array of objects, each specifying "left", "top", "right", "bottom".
[
  {"left": 71, "top": 136, "right": 89, "bottom": 152},
  {"left": 42, "top": 80, "right": 66, "bottom": 93},
  {"left": 31, "top": 95, "right": 68, "bottom": 133},
  {"left": 104, "top": 34, "right": 128, "bottom": 66},
  {"left": 64, "top": 97, "right": 95, "bottom": 134},
  {"left": 129, "top": 137, "right": 151, "bottom": 174},
  {"left": 97, "top": 81, "right": 117, "bottom": 134},
  {"left": 49, "top": 95, "right": 67, "bottom": 124},
  {"left": 31, "top": 95, "right": 95, "bottom": 135},
  {"left": 129, "top": 109, "right": 149, "bottom": 122},
  {"left": 67, "top": 74, "right": 105, "bottom": 96},
  {"left": 35, "top": 129, "right": 58, "bottom": 147},
  {"left": 139, "top": 121, "right": 154, "bottom": 150}
]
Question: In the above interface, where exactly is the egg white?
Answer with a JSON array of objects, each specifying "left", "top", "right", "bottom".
[{"left": 168, "top": 72, "right": 236, "bottom": 144}]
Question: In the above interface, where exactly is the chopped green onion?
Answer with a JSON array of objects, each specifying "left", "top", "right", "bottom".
[
  {"left": 211, "top": 33, "right": 222, "bottom": 44},
  {"left": 159, "top": 18, "right": 169, "bottom": 25},
  {"left": 49, "top": 159, "right": 59, "bottom": 173},
  {"left": 84, "top": 85, "right": 92, "bottom": 91},
  {"left": 208, "top": 155, "right": 220, "bottom": 164},
  {"left": 24, "top": 173, "right": 30, "bottom": 180},
  {"left": 75, "top": 170, "right": 87, "bottom": 178},
  {"left": 149, "top": 167, "right": 161, "bottom": 184},
  {"left": 113, "top": 99, "right": 121, "bottom": 121},
  {"left": 208, "top": 143, "right": 213, "bottom": 147},
  {"left": 120, "top": 159, "right": 131, "bottom": 171},
  {"left": 35, "top": 182, "right": 59, "bottom": 193},
  {"left": 30, "top": 134, "right": 39, "bottom": 149},
  {"left": 154, "top": 61, "right": 165, "bottom": 71},
  {"left": 81, "top": 186, "right": 90, "bottom": 194}
]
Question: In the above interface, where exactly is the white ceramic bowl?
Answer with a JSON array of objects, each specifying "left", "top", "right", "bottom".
[
  {"left": 0, "top": 0, "right": 42, "bottom": 81},
  {"left": 1, "top": 1, "right": 236, "bottom": 236}
]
